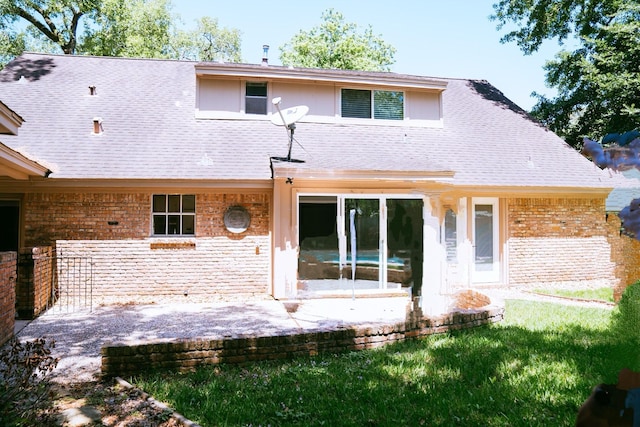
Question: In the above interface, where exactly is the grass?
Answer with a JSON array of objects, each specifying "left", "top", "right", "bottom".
[
  {"left": 533, "top": 286, "right": 614, "bottom": 302},
  {"left": 131, "top": 300, "right": 637, "bottom": 426}
]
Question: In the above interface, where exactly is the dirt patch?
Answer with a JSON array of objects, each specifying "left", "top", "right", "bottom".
[{"left": 42, "top": 379, "right": 185, "bottom": 426}]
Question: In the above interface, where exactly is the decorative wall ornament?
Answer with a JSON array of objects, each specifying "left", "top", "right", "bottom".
[{"left": 224, "top": 205, "right": 250, "bottom": 233}]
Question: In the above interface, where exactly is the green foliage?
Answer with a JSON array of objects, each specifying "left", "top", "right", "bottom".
[
  {"left": 167, "top": 16, "right": 242, "bottom": 62},
  {"left": 534, "top": 287, "right": 614, "bottom": 302},
  {"left": 0, "top": 337, "right": 59, "bottom": 425},
  {"left": 491, "top": 0, "right": 640, "bottom": 148},
  {"left": 0, "top": 0, "right": 242, "bottom": 65},
  {"left": 134, "top": 300, "right": 628, "bottom": 426},
  {"left": 279, "top": 9, "right": 396, "bottom": 71},
  {"left": 610, "top": 281, "right": 640, "bottom": 365}
]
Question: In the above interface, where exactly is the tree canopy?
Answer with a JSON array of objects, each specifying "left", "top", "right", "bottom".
[
  {"left": 279, "top": 9, "right": 396, "bottom": 72},
  {"left": 492, "top": 0, "right": 640, "bottom": 148},
  {"left": 0, "top": 0, "right": 242, "bottom": 65}
]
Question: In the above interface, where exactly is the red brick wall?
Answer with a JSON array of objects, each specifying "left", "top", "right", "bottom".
[
  {"left": 22, "top": 192, "right": 272, "bottom": 303},
  {"left": 606, "top": 212, "right": 640, "bottom": 301},
  {"left": 507, "top": 197, "right": 615, "bottom": 287},
  {"left": 0, "top": 252, "right": 16, "bottom": 346},
  {"left": 15, "top": 247, "right": 54, "bottom": 319}
]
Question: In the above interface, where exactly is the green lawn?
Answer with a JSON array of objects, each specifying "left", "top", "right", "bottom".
[
  {"left": 533, "top": 287, "right": 614, "bottom": 302},
  {"left": 132, "top": 300, "right": 637, "bottom": 426}
]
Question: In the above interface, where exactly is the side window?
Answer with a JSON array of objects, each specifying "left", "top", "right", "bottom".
[
  {"left": 245, "top": 82, "right": 267, "bottom": 115},
  {"left": 444, "top": 208, "right": 457, "bottom": 262},
  {"left": 341, "top": 88, "right": 404, "bottom": 120},
  {"left": 152, "top": 194, "right": 195, "bottom": 236}
]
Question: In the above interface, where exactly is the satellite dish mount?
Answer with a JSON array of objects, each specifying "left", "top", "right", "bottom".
[{"left": 270, "top": 97, "right": 308, "bottom": 162}]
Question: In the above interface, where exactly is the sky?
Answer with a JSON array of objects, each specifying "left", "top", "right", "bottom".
[{"left": 174, "top": 0, "right": 566, "bottom": 111}]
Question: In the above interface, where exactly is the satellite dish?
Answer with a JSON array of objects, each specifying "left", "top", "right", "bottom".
[
  {"left": 270, "top": 97, "right": 308, "bottom": 163},
  {"left": 270, "top": 105, "right": 309, "bottom": 127}
]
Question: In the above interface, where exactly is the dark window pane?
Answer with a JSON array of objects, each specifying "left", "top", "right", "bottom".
[
  {"left": 246, "top": 97, "right": 267, "bottom": 114},
  {"left": 246, "top": 82, "right": 267, "bottom": 115},
  {"left": 152, "top": 195, "right": 166, "bottom": 213},
  {"left": 374, "top": 90, "right": 404, "bottom": 120},
  {"left": 182, "top": 215, "right": 195, "bottom": 234},
  {"left": 246, "top": 82, "right": 267, "bottom": 96},
  {"left": 168, "top": 215, "right": 180, "bottom": 234},
  {"left": 168, "top": 195, "right": 180, "bottom": 212},
  {"left": 341, "top": 89, "right": 371, "bottom": 118},
  {"left": 153, "top": 215, "right": 166, "bottom": 234},
  {"left": 183, "top": 195, "right": 195, "bottom": 213}
]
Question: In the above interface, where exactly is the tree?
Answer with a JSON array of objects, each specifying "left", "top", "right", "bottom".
[
  {"left": 279, "top": 9, "right": 396, "bottom": 71},
  {"left": 167, "top": 16, "right": 242, "bottom": 62},
  {"left": 491, "top": 1, "right": 640, "bottom": 148},
  {"left": 0, "top": 0, "right": 242, "bottom": 66},
  {"left": 583, "top": 130, "right": 640, "bottom": 239}
]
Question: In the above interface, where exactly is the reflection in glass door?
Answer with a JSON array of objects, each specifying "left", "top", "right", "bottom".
[
  {"left": 473, "top": 198, "right": 499, "bottom": 283},
  {"left": 297, "top": 195, "right": 423, "bottom": 295}
]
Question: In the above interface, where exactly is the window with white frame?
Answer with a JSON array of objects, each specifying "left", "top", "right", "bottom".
[
  {"left": 152, "top": 194, "right": 195, "bottom": 235},
  {"left": 245, "top": 82, "right": 267, "bottom": 115},
  {"left": 341, "top": 88, "right": 404, "bottom": 120}
]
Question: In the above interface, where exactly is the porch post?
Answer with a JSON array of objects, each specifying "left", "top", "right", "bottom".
[{"left": 421, "top": 195, "right": 446, "bottom": 311}]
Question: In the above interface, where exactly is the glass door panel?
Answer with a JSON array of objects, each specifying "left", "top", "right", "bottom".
[
  {"left": 345, "top": 198, "right": 380, "bottom": 289},
  {"left": 473, "top": 199, "right": 499, "bottom": 283},
  {"left": 298, "top": 196, "right": 340, "bottom": 285},
  {"left": 387, "top": 199, "right": 423, "bottom": 292}
]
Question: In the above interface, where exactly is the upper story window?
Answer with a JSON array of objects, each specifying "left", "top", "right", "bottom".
[
  {"left": 245, "top": 82, "right": 267, "bottom": 115},
  {"left": 152, "top": 194, "right": 195, "bottom": 236},
  {"left": 341, "top": 88, "right": 404, "bottom": 120}
]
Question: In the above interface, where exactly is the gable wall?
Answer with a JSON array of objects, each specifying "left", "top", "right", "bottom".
[
  {"left": 21, "top": 191, "right": 271, "bottom": 304},
  {"left": 506, "top": 197, "right": 616, "bottom": 288}
]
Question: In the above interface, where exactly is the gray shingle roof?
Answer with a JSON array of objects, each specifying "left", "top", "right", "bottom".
[{"left": 0, "top": 53, "right": 611, "bottom": 190}]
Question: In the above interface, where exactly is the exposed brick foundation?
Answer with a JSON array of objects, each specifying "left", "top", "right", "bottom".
[
  {"left": 101, "top": 305, "right": 504, "bottom": 378},
  {"left": 0, "top": 252, "right": 16, "bottom": 346}
]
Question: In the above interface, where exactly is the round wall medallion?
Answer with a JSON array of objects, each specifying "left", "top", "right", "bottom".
[{"left": 224, "top": 205, "right": 250, "bottom": 233}]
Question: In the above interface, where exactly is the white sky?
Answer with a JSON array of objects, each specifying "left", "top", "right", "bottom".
[{"left": 174, "top": 0, "right": 567, "bottom": 111}]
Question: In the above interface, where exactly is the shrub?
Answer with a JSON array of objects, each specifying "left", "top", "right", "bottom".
[
  {"left": 0, "top": 337, "right": 59, "bottom": 425},
  {"left": 610, "top": 281, "right": 640, "bottom": 367}
]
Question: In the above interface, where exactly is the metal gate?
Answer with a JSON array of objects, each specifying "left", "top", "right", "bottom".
[{"left": 48, "top": 255, "right": 93, "bottom": 313}]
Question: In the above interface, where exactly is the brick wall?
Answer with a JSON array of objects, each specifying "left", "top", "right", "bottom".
[
  {"left": 102, "top": 305, "right": 505, "bottom": 377},
  {"left": 0, "top": 252, "right": 16, "bottom": 346},
  {"left": 606, "top": 212, "right": 640, "bottom": 301},
  {"left": 15, "top": 247, "right": 53, "bottom": 319},
  {"left": 22, "top": 192, "right": 271, "bottom": 304},
  {"left": 507, "top": 197, "right": 615, "bottom": 287}
]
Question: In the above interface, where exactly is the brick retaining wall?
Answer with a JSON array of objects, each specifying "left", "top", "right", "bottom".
[
  {"left": 101, "top": 305, "right": 504, "bottom": 378},
  {"left": 0, "top": 252, "right": 16, "bottom": 346}
]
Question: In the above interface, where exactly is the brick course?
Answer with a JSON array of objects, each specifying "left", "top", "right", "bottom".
[
  {"left": 507, "top": 197, "right": 615, "bottom": 287},
  {"left": 21, "top": 192, "right": 271, "bottom": 303},
  {"left": 102, "top": 304, "right": 505, "bottom": 377},
  {"left": 0, "top": 252, "right": 16, "bottom": 346},
  {"left": 606, "top": 213, "right": 640, "bottom": 300}
]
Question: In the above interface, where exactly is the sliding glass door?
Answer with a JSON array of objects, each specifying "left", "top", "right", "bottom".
[{"left": 297, "top": 195, "right": 422, "bottom": 295}]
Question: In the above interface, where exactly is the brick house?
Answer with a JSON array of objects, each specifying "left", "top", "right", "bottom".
[{"left": 0, "top": 52, "right": 618, "bottom": 308}]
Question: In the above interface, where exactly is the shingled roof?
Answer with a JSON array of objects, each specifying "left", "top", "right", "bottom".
[{"left": 0, "top": 53, "right": 610, "bottom": 191}]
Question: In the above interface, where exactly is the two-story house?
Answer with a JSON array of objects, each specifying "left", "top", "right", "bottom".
[{"left": 0, "top": 52, "right": 616, "bottom": 308}]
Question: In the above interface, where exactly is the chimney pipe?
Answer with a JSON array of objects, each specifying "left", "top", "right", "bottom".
[
  {"left": 262, "top": 45, "right": 269, "bottom": 66},
  {"left": 92, "top": 117, "right": 103, "bottom": 134},
  {"left": 89, "top": 85, "right": 97, "bottom": 96}
]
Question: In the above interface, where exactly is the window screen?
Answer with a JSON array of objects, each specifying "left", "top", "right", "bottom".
[
  {"left": 341, "top": 89, "right": 372, "bottom": 118},
  {"left": 246, "top": 82, "right": 267, "bottom": 115}
]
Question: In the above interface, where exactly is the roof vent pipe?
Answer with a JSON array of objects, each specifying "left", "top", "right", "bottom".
[
  {"left": 92, "top": 117, "right": 103, "bottom": 135},
  {"left": 89, "top": 85, "right": 97, "bottom": 96},
  {"left": 262, "top": 45, "right": 269, "bottom": 66}
]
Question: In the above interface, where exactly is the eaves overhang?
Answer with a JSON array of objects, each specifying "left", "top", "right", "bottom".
[
  {"left": 195, "top": 63, "right": 448, "bottom": 91},
  {"left": 270, "top": 163, "right": 455, "bottom": 182},
  {"left": 0, "top": 100, "right": 24, "bottom": 135},
  {"left": 0, "top": 142, "right": 50, "bottom": 180}
]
